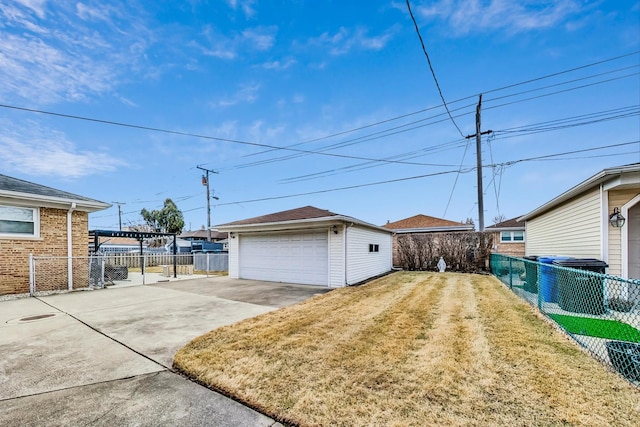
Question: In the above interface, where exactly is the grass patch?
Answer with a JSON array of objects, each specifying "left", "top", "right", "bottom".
[
  {"left": 174, "top": 272, "right": 640, "bottom": 426},
  {"left": 548, "top": 314, "right": 640, "bottom": 342}
]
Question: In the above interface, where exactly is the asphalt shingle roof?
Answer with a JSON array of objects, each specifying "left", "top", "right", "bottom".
[
  {"left": 485, "top": 217, "right": 524, "bottom": 229},
  {"left": 383, "top": 214, "right": 467, "bottom": 230},
  {"left": 219, "top": 206, "right": 338, "bottom": 226},
  {"left": 0, "top": 173, "right": 104, "bottom": 204}
]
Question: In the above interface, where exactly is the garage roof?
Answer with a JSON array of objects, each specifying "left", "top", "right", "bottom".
[{"left": 216, "top": 205, "right": 392, "bottom": 233}]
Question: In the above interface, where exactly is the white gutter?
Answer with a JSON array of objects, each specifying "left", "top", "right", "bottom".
[
  {"left": 0, "top": 190, "right": 110, "bottom": 212},
  {"left": 67, "top": 202, "right": 76, "bottom": 291}
]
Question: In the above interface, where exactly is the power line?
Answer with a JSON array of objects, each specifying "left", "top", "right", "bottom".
[
  {"left": 405, "top": 0, "right": 465, "bottom": 138},
  {"left": 0, "top": 103, "right": 462, "bottom": 167},
  {"left": 212, "top": 141, "right": 638, "bottom": 208},
  {"left": 226, "top": 69, "right": 638, "bottom": 172},
  {"left": 230, "top": 54, "right": 638, "bottom": 165}
]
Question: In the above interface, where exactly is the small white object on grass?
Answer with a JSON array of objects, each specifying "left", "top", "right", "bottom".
[{"left": 437, "top": 257, "right": 446, "bottom": 272}]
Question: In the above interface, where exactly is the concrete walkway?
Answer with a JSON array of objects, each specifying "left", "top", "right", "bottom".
[{"left": 0, "top": 277, "right": 331, "bottom": 426}]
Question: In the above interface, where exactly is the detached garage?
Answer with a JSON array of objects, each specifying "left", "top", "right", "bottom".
[{"left": 215, "top": 206, "right": 393, "bottom": 287}]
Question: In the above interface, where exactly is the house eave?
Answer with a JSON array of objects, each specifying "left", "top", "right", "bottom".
[
  {"left": 216, "top": 215, "right": 393, "bottom": 234},
  {"left": 0, "top": 190, "right": 111, "bottom": 212},
  {"left": 519, "top": 163, "right": 640, "bottom": 222}
]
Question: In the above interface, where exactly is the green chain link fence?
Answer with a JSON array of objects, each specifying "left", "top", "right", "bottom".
[{"left": 491, "top": 253, "right": 640, "bottom": 386}]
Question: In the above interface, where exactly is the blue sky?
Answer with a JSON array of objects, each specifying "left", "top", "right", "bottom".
[{"left": 1, "top": 0, "right": 638, "bottom": 231}]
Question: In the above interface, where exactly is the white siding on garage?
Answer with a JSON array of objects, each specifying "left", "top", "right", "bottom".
[
  {"left": 239, "top": 231, "right": 328, "bottom": 286},
  {"left": 526, "top": 187, "right": 601, "bottom": 257},
  {"left": 328, "top": 224, "right": 346, "bottom": 287},
  {"left": 228, "top": 232, "right": 239, "bottom": 278},
  {"left": 345, "top": 225, "right": 392, "bottom": 285}
]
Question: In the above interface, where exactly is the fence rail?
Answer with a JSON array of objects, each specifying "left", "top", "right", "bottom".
[
  {"left": 30, "top": 253, "right": 229, "bottom": 296},
  {"left": 491, "top": 254, "right": 640, "bottom": 386}
]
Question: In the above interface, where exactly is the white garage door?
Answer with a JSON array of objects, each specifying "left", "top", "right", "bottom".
[{"left": 239, "top": 231, "right": 328, "bottom": 285}]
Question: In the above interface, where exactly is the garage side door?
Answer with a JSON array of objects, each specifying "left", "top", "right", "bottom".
[{"left": 239, "top": 231, "right": 328, "bottom": 286}]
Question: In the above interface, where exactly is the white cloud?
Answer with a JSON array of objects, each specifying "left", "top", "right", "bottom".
[
  {"left": 0, "top": 119, "right": 125, "bottom": 178},
  {"left": 214, "top": 83, "right": 260, "bottom": 107},
  {"left": 200, "top": 25, "right": 277, "bottom": 59},
  {"left": 416, "top": 0, "right": 583, "bottom": 35},
  {"left": 307, "top": 26, "right": 396, "bottom": 56},
  {"left": 225, "top": 0, "right": 257, "bottom": 18},
  {"left": 261, "top": 58, "right": 297, "bottom": 70},
  {"left": 0, "top": 1, "right": 153, "bottom": 105}
]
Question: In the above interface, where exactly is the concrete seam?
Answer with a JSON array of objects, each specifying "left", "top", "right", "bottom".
[
  {"left": 34, "top": 296, "right": 171, "bottom": 371},
  {"left": 0, "top": 371, "right": 163, "bottom": 403}
]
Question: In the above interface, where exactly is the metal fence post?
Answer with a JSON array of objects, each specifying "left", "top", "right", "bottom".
[
  {"left": 509, "top": 257, "right": 513, "bottom": 289},
  {"left": 206, "top": 253, "right": 210, "bottom": 278},
  {"left": 143, "top": 254, "right": 146, "bottom": 285}
]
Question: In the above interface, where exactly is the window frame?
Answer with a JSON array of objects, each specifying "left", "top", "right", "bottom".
[
  {"left": 0, "top": 205, "right": 40, "bottom": 238},
  {"left": 369, "top": 244, "right": 380, "bottom": 253},
  {"left": 500, "top": 230, "right": 525, "bottom": 243}
]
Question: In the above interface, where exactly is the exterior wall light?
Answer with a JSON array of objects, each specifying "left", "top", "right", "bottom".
[
  {"left": 229, "top": 232, "right": 236, "bottom": 239},
  {"left": 332, "top": 225, "right": 338, "bottom": 234},
  {"left": 609, "top": 207, "right": 626, "bottom": 228}
]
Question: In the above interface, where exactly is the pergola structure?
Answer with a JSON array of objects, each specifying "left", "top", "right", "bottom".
[{"left": 89, "top": 229, "right": 178, "bottom": 277}]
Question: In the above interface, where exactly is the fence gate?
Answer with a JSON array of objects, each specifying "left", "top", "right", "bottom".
[{"left": 30, "top": 255, "right": 107, "bottom": 296}]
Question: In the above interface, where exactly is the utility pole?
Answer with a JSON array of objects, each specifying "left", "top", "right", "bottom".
[
  {"left": 196, "top": 165, "right": 219, "bottom": 241},
  {"left": 465, "top": 94, "right": 492, "bottom": 232},
  {"left": 112, "top": 201, "right": 126, "bottom": 231}
]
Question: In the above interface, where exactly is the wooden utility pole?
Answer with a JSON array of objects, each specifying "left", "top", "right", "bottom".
[
  {"left": 465, "top": 94, "right": 492, "bottom": 232},
  {"left": 112, "top": 201, "right": 126, "bottom": 230},
  {"left": 196, "top": 165, "right": 219, "bottom": 241}
]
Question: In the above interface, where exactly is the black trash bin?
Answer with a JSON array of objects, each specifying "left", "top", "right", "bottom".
[
  {"left": 552, "top": 258, "right": 608, "bottom": 315},
  {"left": 606, "top": 341, "right": 640, "bottom": 381},
  {"left": 523, "top": 256, "right": 539, "bottom": 293}
]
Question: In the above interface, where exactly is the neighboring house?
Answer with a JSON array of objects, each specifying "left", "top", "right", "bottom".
[
  {"left": 383, "top": 214, "right": 475, "bottom": 266},
  {"left": 215, "top": 206, "right": 393, "bottom": 287},
  {"left": 179, "top": 229, "right": 228, "bottom": 242},
  {"left": 485, "top": 217, "right": 526, "bottom": 257},
  {"left": 519, "top": 163, "right": 640, "bottom": 279},
  {"left": 0, "top": 174, "right": 110, "bottom": 295}
]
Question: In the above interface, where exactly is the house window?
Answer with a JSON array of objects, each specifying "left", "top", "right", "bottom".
[
  {"left": 500, "top": 231, "right": 524, "bottom": 242},
  {"left": 369, "top": 244, "right": 379, "bottom": 252},
  {"left": 0, "top": 205, "right": 39, "bottom": 237}
]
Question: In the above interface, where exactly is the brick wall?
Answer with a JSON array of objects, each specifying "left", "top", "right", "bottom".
[
  {"left": 0, "top": 207, "right": 89, "bottom": 295},
  {"left": 489, "top": 231, "right": 525, "bottom": 257}
]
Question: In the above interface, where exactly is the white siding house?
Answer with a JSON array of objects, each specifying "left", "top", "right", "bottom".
[
  {"left": 216, "top": 206, "right": 393, "bottom": 287},
  {"left": 519, "top": 163, "right": 640, "bottom": 279}
]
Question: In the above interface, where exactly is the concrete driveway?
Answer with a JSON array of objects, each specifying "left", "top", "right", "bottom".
[{"left": 0, "top": 277, "right": 331, "bottom": 426}]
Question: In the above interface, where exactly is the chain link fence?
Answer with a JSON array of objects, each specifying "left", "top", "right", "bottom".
[
  {"left": 30, "top": 252, "right": 229, "bottom": 296},
  {"left": 491, "top": 253, "right": 640, "bottom": 385}
]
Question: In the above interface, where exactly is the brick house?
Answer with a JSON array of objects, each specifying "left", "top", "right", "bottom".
[
  {"left": 485, "top": 217, "right": 526, "bottom": 257},
  {"left": 0, "top": 174, "right": 110, "bottom": 295},
  {"left": 383, "top": 214, "right": 475, "bottom": 266}
]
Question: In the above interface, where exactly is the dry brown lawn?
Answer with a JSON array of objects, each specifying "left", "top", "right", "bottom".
[{"left": 174, "top": 272, "right": 640, "bottom": 427}]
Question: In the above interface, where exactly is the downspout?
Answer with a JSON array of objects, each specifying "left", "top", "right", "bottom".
[{"left": 67, "top": 202, "right": 76, "bottom": 291}]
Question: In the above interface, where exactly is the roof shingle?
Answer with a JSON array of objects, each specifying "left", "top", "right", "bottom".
[
  {"left": 219, "top": 206, "right": 338, "bottom": 226},
  {"left": 383, "top": 214, "right": 467, "bottom": 230}
]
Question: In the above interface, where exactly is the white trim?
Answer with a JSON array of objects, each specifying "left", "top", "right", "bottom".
[
  {"left": 500, "top": 230, "right": 525, "bottom": 243},
  {"left": 0, "top": 205, "right": 40, "bottom": 239},
  {"left": 601, "top": 185, "right": 608, "bottom": 262},
  {"left": 216, "top": 215, "right": 393, "bottom": 234},
  {"left": 0, "top": 191, "right": 110, "bottom": 212},
  {"left": 621, "top": 194, "right": 640, "bottom": 279}
]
